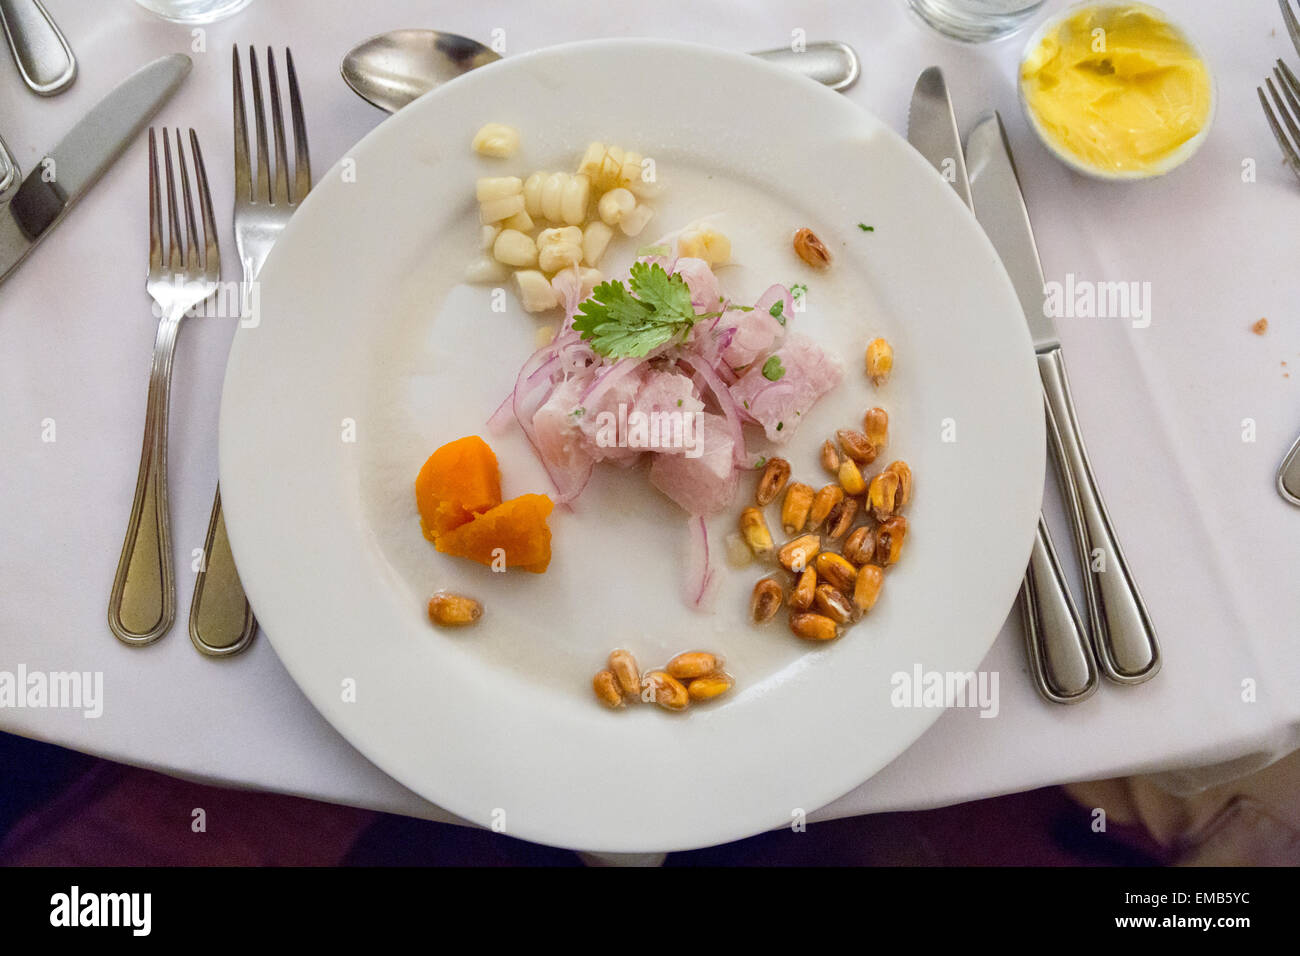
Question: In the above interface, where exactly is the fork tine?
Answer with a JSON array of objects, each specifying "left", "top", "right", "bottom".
[
  {"left": 267, "top": 47, "right": 290, "bottom": 206},
  {"left": 148, "top": 128, "right": 162, "bottom": 272},
  {"left": 1268, "top": 74, "right": 1300, "bottom": 159},
  {"left": 1261, "top": 82, "right": 1300, "bottom": 178},
  {"left": 286, "top": 48, "right": 311, "bottom": 202},
  {"left": 176, "top": 128, "right": 200, "bottom": 274},
  {"left": 1278, "top": 57, "right": 1300, "bottom": 102},
  {"left": 232, "top": 45, "right": 251, "bottom": 204},
  {"left": 248, "top": 45, "right": 271, "bottom": 204},
  {"left": 190, "top": 129, "right": 219, "bottom": 277},
  {"left": 1281, "top": 0, "right": 1300, "bottom": 62},
  {"left": 162, "top": 128, "right": 183, "bottom": 272}
]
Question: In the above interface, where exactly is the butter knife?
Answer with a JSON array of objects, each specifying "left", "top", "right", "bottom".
[
  {"left": 908, "top": 67, "right": 1096, "bottom": 704},
  {"left": 967, "top": 111, "right": 1160, "bottom": 685},
  {"left": 0, "top": 54, "right": 190, "bottom": 286}
]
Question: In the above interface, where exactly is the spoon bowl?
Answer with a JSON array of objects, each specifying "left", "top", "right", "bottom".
[{"left": 341, "top": 29, "right": 500, "bottom": 113}]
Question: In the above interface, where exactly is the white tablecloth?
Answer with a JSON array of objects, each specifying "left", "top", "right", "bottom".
[{"left": 2, "top": 0, "right": 1298, "bottom": 845}]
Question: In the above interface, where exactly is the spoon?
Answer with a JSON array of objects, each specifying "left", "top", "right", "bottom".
[
  {"left": 341, "top": 30, "right": 860, "bottom": 113},
  {"left": 0, "top": 0, "right": 76, "bottom": 96}
]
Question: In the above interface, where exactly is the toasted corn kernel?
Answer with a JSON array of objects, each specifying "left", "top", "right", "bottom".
[
  {"left": 825, "top": 496, "right": 858, "bottom": 540},
  {"left": 667, "top": 651, "right": 722, "bottom": 681},
  {"left": 751, "top": 577, "right": 784, "bottom": 623},
  {"left": 813, "top": 551, "right": 857, "bottom": 592},
  {"left": 884, "top": 460, "right": 913, "bottom": 507},
  {"left": 756, "top": 457, "right": 791, "bottom": 506},
  {"left": 865, "top": 338, "right": 893, "bottom": 386},
  {"left": 793, "top": 227, "right": 832, "bottom": 269},
  {"left": 838, "top": 458, "right": 865, "bottom": 496},
  {"left": 739, "top": 507, "right": 775, "bottom": 560},
  {"left": 863, "top": 407, "right": 889, "bottom": 448},
  {"left": 427, "top": 592, "right": 483, "bottom": 627},
  {"left": 687, "top": 673, "right": 734, "bottom": 701},
  {"left": 809, "top": 484, "right": 844, "bottom": 531},
  {"left": 820, "top": 439, "right": 841, "bottom": 474},
  {"left": 790, "top": 567, "right": 817, "bottom": 610},
  {"left": 814, "top": 583, "right": 854, "bottom": 624},
  {"left": 642, "top": 671, "right": 690, "bottom": 711},
  {"left": 837, "top": 429, "right": 877, "bottom": 465},
  {"left": 593, "top": 670, "right": 624, "bottom": 709},
  {"left": 842, "top": 525, "right": 877, "bottom": 565},
  {"left": 607, "top": 649, "right": 641, "bottom": 699},
  {"left": 868, "top": 471, "right": 901, "bottom": 521},
  {"left": 853, "top": 565, "right": 884, "bottom": 614},
  {"left": 778, "top": 534, "right": 822, "bottom": 573},
  {"left": 876, "top": 516, "right": 908, "bottom": 565},
  {"left": 781, "top": 482, "right": 815, "bottom": 535},
  {"left": 790, "top": 611, "right": 839, "bottom": 642}
]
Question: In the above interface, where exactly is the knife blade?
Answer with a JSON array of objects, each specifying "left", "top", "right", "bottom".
[
  {"left": 0, "top": 53, "right": 191, "bottom": 286},
  {"left": 967, "top": 111, "right": 1160, "bottom": 685},
  {"left": 907, "top": 69, "right": 1097, "bottom": 704}
]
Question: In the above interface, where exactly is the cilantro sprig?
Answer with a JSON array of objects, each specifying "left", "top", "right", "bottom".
[{"left": 573, "top": 262, "right": 702, "bottom": 358}]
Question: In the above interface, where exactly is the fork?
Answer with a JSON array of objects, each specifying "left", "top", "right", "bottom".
[
  {"left": 109, "top": 128, "right": 219, "bottom": 646},
  {"left": 187, "top": 46, "right": 311, "bottom": 656}
]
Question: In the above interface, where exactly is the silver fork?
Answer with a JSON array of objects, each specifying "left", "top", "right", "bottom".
[
  {"left": 188, "top": 46, "right": 311, "bottom": 656},
  {"left": 109, "top": 128, "right": 220, "bottom": 646}
]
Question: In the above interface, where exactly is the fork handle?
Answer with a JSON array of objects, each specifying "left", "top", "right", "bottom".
[
  {"left": 108, "top": 317, "right": 180, "bottom": 646},
  {"left": 1039, "top": 347, "right": 1161, "bottom": 683},
  {"left": 188, "top": 486, "right": 257, "bottom": 656},
  {"left": 1020, "top": 516, "right": 1097, "bottom": 704}
]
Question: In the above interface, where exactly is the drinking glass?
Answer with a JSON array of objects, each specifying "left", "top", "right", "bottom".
[
  {"left": 133, "top": 0, "right": 254, "bottom": 24},
  {"left": 906, "top": 0, "right": 1047, "bottom": 42}
]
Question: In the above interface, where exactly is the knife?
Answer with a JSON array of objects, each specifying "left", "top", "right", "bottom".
[
  {"left": 0, "top": 53, "right": 191, "bottom": 286},
  {"left": 966, "top": 111, "right": 1160, "bottom": 685},
  {"left": 907, "top": 67, "right": 1097, "bottom": 704},
  {"left": 0, "top": 131, "right": 17, "bottom": 201}
]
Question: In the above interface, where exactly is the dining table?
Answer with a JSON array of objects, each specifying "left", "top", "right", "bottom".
[{"left": 1, "top": 0, "right": 1297, "bottom": 856}]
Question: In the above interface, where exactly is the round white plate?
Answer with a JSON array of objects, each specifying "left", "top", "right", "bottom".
[{"left": 221, "top": 39, "right": 1043, "bottom": 853}]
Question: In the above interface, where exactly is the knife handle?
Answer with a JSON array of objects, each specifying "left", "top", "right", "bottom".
[
  {"left": 108, "top": 318, "right": 179, "bottom": 646},
  {"left": 1039, "top": 347, "right": 1161, "bottom": 683},
  {"left": 188, "top": 486, "right": 257, "bottom": 656},
  {"left": 0, "top": 0, "right": 76, "bottom": 96},
  {"left": 1020, "top": 516, "right": 1097, "bottom": 704}
]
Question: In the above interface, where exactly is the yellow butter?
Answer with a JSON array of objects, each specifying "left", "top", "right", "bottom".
[{"left": 1021, "top": 4, "right": 1212, "bottom": 174}]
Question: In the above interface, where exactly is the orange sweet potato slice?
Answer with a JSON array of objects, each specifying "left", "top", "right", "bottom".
[
  {"left": 415, "top": 436, "right": 503, "bottom": 541},
  {"left": 434, "top": 493, "right": 554, "bottom": 573}
]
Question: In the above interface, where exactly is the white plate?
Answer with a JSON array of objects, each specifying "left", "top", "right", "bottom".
[{"left": 220, "top": 39, "right": 1043, "bottom": 853}]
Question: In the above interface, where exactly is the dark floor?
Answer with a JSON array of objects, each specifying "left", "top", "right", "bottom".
[{"left": 0, "top": 731, "right": 1169, "bottom": 866}]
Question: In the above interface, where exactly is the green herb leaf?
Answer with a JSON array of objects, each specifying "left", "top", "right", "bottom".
[
  {"left": 769, "top": 299, "right": 785, "bottom": 323},
  {"left": 857, "top": 223, "right": 874, "bottom": 232},
  {"left": 572, "top": 263, "right": 699, "bottom": 358},
  {"left": 762, "top": 356, "right": 786, "bottom": 381}
]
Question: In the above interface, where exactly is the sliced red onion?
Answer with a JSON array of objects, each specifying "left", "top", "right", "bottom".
[{"left": 683, "top": 514, "right": 719, "bottom": 611}]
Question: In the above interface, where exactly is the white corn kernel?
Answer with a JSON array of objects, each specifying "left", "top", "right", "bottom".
[
  {"left": 535, "top": 324, "right": 557, "bottom": 347},
  {"left": 475, "top": 176, "right": 522, "bottom": 202},
  {"left": 538, "top": 226, "right": 583, "bottom": 248},
  {"left": 581, "top": 221, "right": 613, "bottom": 266},
  {"left": 598, "top": 187, "right": 636, "bottom": 226},
  {"left": 678, "top": 227, "right": 731, "bottom": 266},
  {"left": 522, "top": 172, "right": 546, "bottom": 218},
  {"left": 480, "top": 224, "right": 501, "bottom": 252},
  {"left": 493, "top": 228, "right": 538, "bottom": 267},
  {"left": 540, "top": 172, "right": 567, "bottom": 222},
  {"left": 479, "top": 194, "right": 525, "bottom": 224},
  {"left": 515, "top": 269, "right": 559, "bottom": 312},
  {"left": 560, "top": 173, "right": 591, "bottom": 226},
  {"left": 577, "top": 267, "right": 602, "bottom": 298},
  {"left": 465, "top": 255, "right": 509, "bottom": 284},
  {"left": 471, "top": 122, "right": 520, "bottom": 158},
  {"left": 502, "top": 209, "right": 534, "bottom": 233},
  {"left": 538, "top": 242, "right": 582, "bottom": 273},
  {"left": 618, "top": 151, "right": 642, "bottom": 188},
  {"left": 577, "top": 142, "right": 605, "bottom": 178},
  {"left": 619, "top": 203, "right": 654, "bottom": 237}
]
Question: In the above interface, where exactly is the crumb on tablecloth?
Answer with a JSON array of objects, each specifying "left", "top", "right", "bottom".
[{"left": 1252, "top": 318, "right": 1268, "bottom": 335}]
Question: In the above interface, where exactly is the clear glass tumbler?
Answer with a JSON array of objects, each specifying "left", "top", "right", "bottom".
[
  {"left": 133, "top": 0, "right": 254, "bottom": 24},
  {"left": 906, "top": 0, "right": 1047, "bottom": 42}
]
